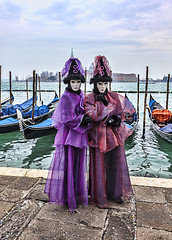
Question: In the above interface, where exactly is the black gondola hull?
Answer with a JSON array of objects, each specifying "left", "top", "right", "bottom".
[
  {"left": 23, "top": 126, "right": 56, "bottom": 139},
  {"left": 0, "top": 123, "right": 19, "bottom": 133}
]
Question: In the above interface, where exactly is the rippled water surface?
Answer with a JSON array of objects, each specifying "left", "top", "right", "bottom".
[{"left": 0, "top": 81, "right": 172, "bottom": 178}]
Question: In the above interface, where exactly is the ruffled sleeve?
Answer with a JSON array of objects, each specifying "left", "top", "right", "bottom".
[
  {"left": 52, "top": 90, "right": 89, "bottom": 148},
  {"left": 52, "top": 90, "right": 86, "bottom": 132}
]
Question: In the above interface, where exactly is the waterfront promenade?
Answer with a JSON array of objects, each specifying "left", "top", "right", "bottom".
[{"left": 0, "top": 167, "right": 171, "bottom": 240}]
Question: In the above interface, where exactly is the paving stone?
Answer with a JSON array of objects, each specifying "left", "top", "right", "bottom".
[
  {"left": 137, "top": 202, "right": 172, "bottom": 232},
  {"left": 0, "top": 167, "right": 28, "bottom": 177},
  {"left": 8, "top": 177, "right": 39, "bottom": 190},
  {"left": 0, "top": 176, "right": 17, "bottom": 186},
  {"left": 0, "top": 201, "right": 15, "bottom": 220},
  {"left": 25, "top": 169, "right": 48, "bottom": 179},
  {"left": 18, "top": 218, "right": 103, "bottom": 240},
  {"left": 26, "top": 184, "right": 49, "bottom": 202},
  {"left": 131, "top": 176, "right": 172, "bottom": 188},
  {"left": 106, "top": 199, "right": 132, "bottom": 211},
  {"left": 37, "top": 178, "right": 47, "bottom": 184},
  {"left": 167, "top": 203, "right": 172, "bottom": 215},
  {"left": 164, "top": 188, "right": 172, "bottom": 203},
  {"left": 0, "top": 200, "right": 43, "bottom": 240},
  {"left": 0, "top": 174, "right": 171, "bottom": 240},
  {"left": 104, "top": 210, "right": 135, "bottom": 240},
  {"left": 0, "top": 188, "right": 29, "bottom": 203},
  {"left": 0, "top": 185, "right": 6, "bottom": 193},
  {"left": 133, "top": 186, "right": 166, "bottom": 204},
  {"left": 36, "top": 203, "right": 108, "bottom": 229},
  {"left": 137, "top": 227, "right": 172, "bottom": 240}
]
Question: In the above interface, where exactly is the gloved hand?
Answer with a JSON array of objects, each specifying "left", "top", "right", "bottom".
[
  {"left": 111, "top": 115, "right": 121, "bottom": 127},
  {"left": 105, "top": 117, "right": 115, "bottom": 126},
  {"left": 80, "top": 115, "right": 94, "bottom": 126},
  {"left": 96, "top": 94, "right": 108, "bottom": 106},
  {"left": 105, "top": 115, "right": 121, "bottom": 127}
]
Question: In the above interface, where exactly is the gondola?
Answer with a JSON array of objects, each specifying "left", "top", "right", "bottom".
[
  {"left": 18, "top": 113, "right": 56, "bottom": 139},
  {"left": 148, "top": 94, "right": 172, "bottom": 143},
  {"left": 0, "top": 92, "right": 59, "bottom": 134},
  {"left": 0, "top": 93, "right": 14, "bottom": 107},
  {"left": 0, "top": 96, "right": 35, "bottom": 120},
  {"left": 124, "top": 93, "right": 138, "bottom": 136}
]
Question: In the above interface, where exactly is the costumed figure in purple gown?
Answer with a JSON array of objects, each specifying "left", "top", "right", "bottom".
[
  {"left": 84, "top": 55, "right": 135, "bottom": 208},
  {"left": 45, "top": 57, "right": 91, "bottom": 211}
]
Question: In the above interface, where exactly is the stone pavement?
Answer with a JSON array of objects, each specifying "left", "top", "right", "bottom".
[{"left": 0, "top": 168, "right": 171, "bottom": 240}]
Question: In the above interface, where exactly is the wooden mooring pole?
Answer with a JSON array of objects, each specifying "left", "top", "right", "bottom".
[
  {"left": 109, "top": 70, "right": 112, "bottom": 91},
  {"left": 9, "top": 71, "right": 12, "bottom": 104},
  {"left": 39, "top": 75, "right": 41, "bottom": 103},
  {"left": 137, "top": 74, "right": 140, "bottom": 120},
  {"left": 26, "top": 78, "right": 28, "bottom": 100},
  {"left": 32, "top": 70, "right": 36, "bottom": 122},
  {"left": 0, "top": 65, "right": 1, "bottom": 119},
  {"left": 142, "top": 66, "right": 149, "bottom": 138},
  {"left": 35, "top": 73, "right": 37, "bottom": 105},
  {"left": 109, "top": 82, "right": 111, "bottom": 91},
  {"left": 166, "top": 74, "right": 170, "bottom": 109},
  {"left": 84, "top": 69, "right": 87, "bottom": 96},
  {"left": 59, "top": 72, "right": 61, "bottom": 99}
]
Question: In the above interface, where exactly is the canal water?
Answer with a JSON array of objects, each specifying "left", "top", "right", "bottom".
[{"left": 0, "top": 81, "right": 172, "bottom": 179}]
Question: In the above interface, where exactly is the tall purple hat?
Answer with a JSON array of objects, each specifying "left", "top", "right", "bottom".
[
  {"left": 90, "top": 55, "right": 112, "bottom": 84},
  {"left": 62, "top": 57, "right": 86, "bottom": 84}
]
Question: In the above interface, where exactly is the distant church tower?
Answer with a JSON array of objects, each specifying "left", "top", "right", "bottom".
[{"left": 70, "top": 48, "right": 74, "bottom": 57}]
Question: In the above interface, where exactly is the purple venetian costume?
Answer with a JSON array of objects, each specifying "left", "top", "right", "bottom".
[
  {"left": 45, "top": 89, "right": 89, "bottom": 211},
  {"left": 84, "top": 91, "right": 135, "bottom": 207},
  {"left": 84, "top": 55, "right": 135, "bottom": 208}
]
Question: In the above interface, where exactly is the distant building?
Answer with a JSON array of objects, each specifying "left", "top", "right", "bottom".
[
  {"left": 86, "top": 63, "right": 137, "bottom": 82},
  {"left": 89, "top": 62, "right": 94, "bottom": 72},
  {"left": 26, "top": 68, "right": 138, "bottom": 83},
  {"left": 26, "top": 71, "right": 58, "bottom": 82},
  {"left": 140, "top": 78, "right": 156, "bottom": 83},
  {"left": 162, "top": 76, "right": 172, "bottom": 82},
  {"left": 112, "top": 73, "right": 137, "bottom": 82},
  {"left": 86, "top": 62, "right": 94, "bottom": 82},
  {"left": 47, "top": 75, "right": 57, "bottom": 81}
]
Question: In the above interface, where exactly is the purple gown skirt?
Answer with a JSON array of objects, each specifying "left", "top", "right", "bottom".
[
  {"left": 45, "top": 145, "right": 88, "bottom": 211},
  {"left": 89, "top": 145, "right": 133, "bottom": 208}
]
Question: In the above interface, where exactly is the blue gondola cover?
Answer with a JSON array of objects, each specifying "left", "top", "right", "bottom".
[
  {"left": 160, "top": 124, "right": 172, "bottom": 133},
  {"left": 0, "top": 117, "right": 18, "bottom": 125},
  {"left": 1, "top": 97, "right": 34, "bottom": 116},
  {"left": 28, "top": 118, "right": 53, "bottom": 128}
]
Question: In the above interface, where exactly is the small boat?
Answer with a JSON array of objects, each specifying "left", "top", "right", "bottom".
[
  {"left": 124, "top": 93, "right": 138, "bottom": 135},
  {"left": 148, "top": 94, "right": 172, "bottom": 143},
  {"left": 0, "top": 92, "right": 59, "bottom": 134},
  {"left": 0, "top": 93, "right": 14, "bottom": 107},
  {"left": 18, "top": 114, "right": 56, "bottom": 139},
  {"left": 0, "top": 96, "right": 35, "bottom": 120}
]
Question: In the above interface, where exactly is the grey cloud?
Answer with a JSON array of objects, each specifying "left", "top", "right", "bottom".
[
  {"left": 37, "top": 1, "right": 82, "bottom": 25},
  {"left": 65, "top": 37, "right": 143, "bottom": 48},
  {"left": 0, "top": 0, "right": 22, "bottom": 21},
  {"left": 33, "top": 0, "right": 164, "bottom": 30},
  {"left": 95, "top": 0, "right": 172, "bottom": 31}
]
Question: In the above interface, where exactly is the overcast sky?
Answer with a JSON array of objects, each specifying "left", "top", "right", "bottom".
[{"left": 0, "top": 0, "right": 172, "bottom": 79}]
